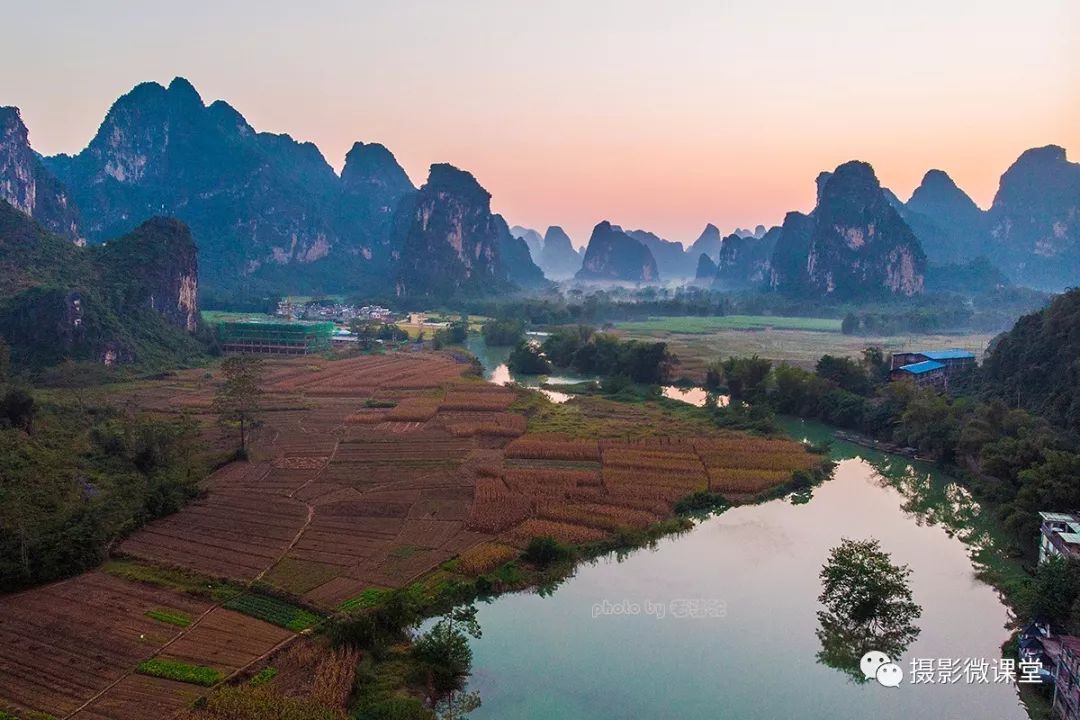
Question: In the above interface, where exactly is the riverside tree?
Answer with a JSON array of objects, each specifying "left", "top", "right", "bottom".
[{"left": 815, "top": 538, "right": 922, "bottom": 682}]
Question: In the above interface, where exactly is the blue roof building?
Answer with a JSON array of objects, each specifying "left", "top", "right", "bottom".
[
  {"left": 889, "top": 349, "right": 977, "bottom": 391},
  {"left": 922, "top": 350, "right": 976, "bottom": 361},
  {"left": 897, "top": 360, "right": 945, "bottom": 374}
]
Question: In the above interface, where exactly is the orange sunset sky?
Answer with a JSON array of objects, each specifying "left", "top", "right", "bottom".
[{"left": 3, "top": 1, "right": 1078, "bottom": 247}]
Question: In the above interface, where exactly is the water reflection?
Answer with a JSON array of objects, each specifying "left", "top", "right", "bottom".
[
  {"left": 815, "top": 539, "right": 922, "bottom": 683},
  {"left": 660, "top": 386, "right": 730, "bottom": 408},
  {"left": 781, "top": 417, "right": 1009, "bottom": 577}
]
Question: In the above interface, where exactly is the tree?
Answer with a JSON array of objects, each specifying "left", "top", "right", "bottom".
[
  {"left": 815, "top": 355, "right": 871, "bottom": 395},
  {"left": 411, "top": 605, "right": 482, "bottom": 696},
  {"left": 0, "top": 387, "right": 35, "bottom": 431},
  {"left": 841, "top": 312, "right": 859, "bottom": 335},
  {"left": 815, "top": 538, "right": 921, "bottom": 682},
  {"left": 507, "top": 342, "right": 552, "bottom": 375},
  {"left": 213, "top": 356, "right": 265, "bottom": 456},
  {"left": 1028, "top": 556, "right": 1080, "bottom": 631},
  {"left": 481, "top": 319, "right": 525, "bottom": 346},
  {"left": 722, "top": 355, "right": 772, "bottom": 404}
]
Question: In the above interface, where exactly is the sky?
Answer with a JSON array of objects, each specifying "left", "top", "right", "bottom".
[{"left": 3, "top": 1, "right": 1078, "bottom": 248}]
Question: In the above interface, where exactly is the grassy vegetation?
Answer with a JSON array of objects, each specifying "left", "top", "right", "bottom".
[
  {"left": 136, "top": 658, "right": 224, "bottom": 687},
  {"left": 0, "top": 712, "right": 56, "bottom": 720},
  {"left": 223, "top": 592, "right": 323, "bottom": 632},
  {"left": 511, "top": 390, "right": 716, "bottom": 439},
  {"left": 615, "top": 315, "right": 843, "bottom": 334},
  {"left": 103, "top": 559, "right": 244, "bottom": 603},
  {"left": 248, "top": 666, "right": 278, "bottom": 686},
  {"left": 145, "top": 608, "right": 193, "bottom": 627},
  {"left": 199, "top": 310, "right": 278, "bottom": 325}
]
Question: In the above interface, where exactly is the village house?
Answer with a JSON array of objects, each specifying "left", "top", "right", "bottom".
[
  {"left": 889, "top": 349, "right": 976, "bottom": 390},
  {"left": 1040, "top": 512, "right": 1080, "bottom": 564}
]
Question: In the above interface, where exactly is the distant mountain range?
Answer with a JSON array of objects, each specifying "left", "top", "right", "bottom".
[
  {"left": 696, "top": 147, "right": 1079, "bottom": 296},
  {"left": 0, "top": 77, "right": 1076, "bottom": 300},
  {"left": 1, "top": 78, "right": 544, "bottom": 302},
  {"left": 509, "top": 225, "right": 583, "bottom": 280}
]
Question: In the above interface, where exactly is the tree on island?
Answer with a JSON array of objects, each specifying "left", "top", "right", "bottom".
[
  {"left": 213, "top": 356, "right": 265, "bottom": 457},
  {"left": 507, "top": 342, "right": 552, "bottom": 375},
  {"left": 815, "top": 538, "right": 921, "bottom": 682}
]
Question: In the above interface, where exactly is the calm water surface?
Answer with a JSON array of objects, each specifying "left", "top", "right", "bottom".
[{"left": 453, "top": 361, "right": 1028, "bottom": 719}]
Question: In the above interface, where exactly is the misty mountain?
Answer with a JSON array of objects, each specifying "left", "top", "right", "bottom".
[
  {"left": 627, "top": 229, "right": 696, "bottom": 278},
  {"left": 539, "top": 225, "right": 582, "bottom": 280},
  {"left": 694, "top": 252, "right": 717, "bottom": 284},
  {"left": 687, "top": 223, "right": 723, "bottom": 260},
  {"left": 904, "top": 169, "right": 987, "bottom": 264},
  {"left": 510, "top": 225, "right": 544, "bottom": 262},
  {"left": 986, "top": 145, "right": 1080, "bottom": 290},
  {"left": 576, "top": 221, "right": 659, "bottom": 283}
]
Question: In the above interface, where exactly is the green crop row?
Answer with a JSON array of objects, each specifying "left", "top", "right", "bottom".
[
  {"left": 223, "top": 593, "right": 321, "bottom": 632},
  {"left": 136, "top": 658, "right": 223, "bottom": 687}
]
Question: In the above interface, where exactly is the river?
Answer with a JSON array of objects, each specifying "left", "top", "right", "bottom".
[{"left": 452, "top": 336, "right": 1029, "bottom": 719}]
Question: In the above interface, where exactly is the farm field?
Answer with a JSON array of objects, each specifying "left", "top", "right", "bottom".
[
  {"left": 0, "top": 350, "right": 821, "bottom": 718},
  {"left": 613, "top": 322, "right": 994, "bottom": 380},
  {"left": 615, "top": 315, "right": 843, "bottom": 333}
]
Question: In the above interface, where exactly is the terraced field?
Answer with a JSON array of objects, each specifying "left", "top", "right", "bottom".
[{"left": 0, "top": 350, "right": 821, "bottom": 718}]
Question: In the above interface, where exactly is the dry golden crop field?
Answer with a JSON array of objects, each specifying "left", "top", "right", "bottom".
[{"left": 0, "top": 350, "right": 822, "bottom": 718}]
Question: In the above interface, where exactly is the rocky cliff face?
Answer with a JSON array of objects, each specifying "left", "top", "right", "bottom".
[
  {"left": 576, "top": 221, "right": 659, "bottom": 282},
  {"left": 986, "top": 145, "right": 1080, "bottom": 289},
  {"left": 539, "top": 225, "right": 582, "bottom": 279},
  {"left": 0, "top": 200, "right": 202, "bottom": 366},
  {"left": 768, "top": 211, "right": 815, "bottom": 292},
  {"left": 904, "top": 169, "right": 987, "bottom": 263},
  {"left": 714, "top": 227, "right": 779, "bottom": 289},
  {"left": 802, "top": 161, "right": 925, "bottom": 297},
  {"left": 42, "top": 77, "right": 410, "bottom": 293},
  {"left": 0, "top": 107, "right": 82, "bottom": 242},
  {"left": 335, "top": 141, "right": 415, "bottom": 270},
  {"left": 394, "top": 164, "right": 544, "bottom": 298}
]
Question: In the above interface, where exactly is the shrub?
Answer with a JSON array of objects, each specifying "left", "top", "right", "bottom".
[
  {"left": 248, "top": 667, "right": 277, "bottom": 686},
  {"left": 522, "top": 536, "right": 572, "bottom": 567},
  {"left": 674, "top": 491, "right": 728, "bottom": 514}
]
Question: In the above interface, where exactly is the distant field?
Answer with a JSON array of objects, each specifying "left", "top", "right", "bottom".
[
  {"left": 615, "top": 315, "right": 843, "bottom": 334},
  {"left": 614, "top": 323, "right": 995, "bottom": 381},
  {"left": 200, "top": 309, "right": 278, "bottom": 325}
]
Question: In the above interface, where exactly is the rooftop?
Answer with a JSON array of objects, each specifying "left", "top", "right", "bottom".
[
  {"left": 897, "top": 360, "right": 945, "bottom": 375},
  {"left": 1042, "top": 512, "right": 1080, "bottom": 523},
  {"left": 922, "top": 349, "right": 976, "bottom": 361}
]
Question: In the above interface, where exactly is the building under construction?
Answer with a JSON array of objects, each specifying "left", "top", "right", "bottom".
[{"left": 217, "top": 319, "right": 334, "bottom": 355}]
